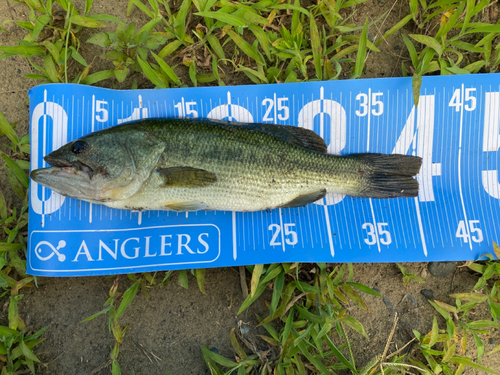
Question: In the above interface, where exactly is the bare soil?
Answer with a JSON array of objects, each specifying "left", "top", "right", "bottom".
[{"left": 0, "top": 0, "right": 499, "bottom": 374}]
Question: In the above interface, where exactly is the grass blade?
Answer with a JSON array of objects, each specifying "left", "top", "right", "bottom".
[
  {"left": 410, "top": 34, "right": 443, "bottom": 56},
  {"left": 70, "top": 15, "right": 105, "bottom": 28},
  {"left": 375, "top": 14, "right": 412, "bottom": 46},
  {"left": 0, "top": 152, "right": 28, "bottom": 188},
  {"left": 201, "top": 345, "right": 238, "bottom": 367},
  {"left": 295, "top": 339, "right": 330, "bottom": 373},
  {"left": 270, "top": 271, "right": 284, "bottom": 315},
  {"left": 194, "top": 269, "right": 206, "bottom": 294},
  {"left": 325, "top": 335, "right": 358, "bottom": 374},
  {"left": 0, "top": 44, "right": 45, "bottom": 58},
  {"left": 449, "top": 356, "right": 499, "bottom": 374},
  {"left": 85, "top": 0, "right": 93, "bottom": 14},
  {"left": 115, "top": 281, "right": 139, "bottom": 320},
  {"left": 178, "top": 270, "right": 189, "bottom": 289},
  {"left": 248, "top": 24, "right": 270, "bottom": 61},
  {"left": 238, "top": 283, "right": 266, "bottom": 314},
  {"left": 136, "top": 56, "right": 167, "bottom": 88},
  {"left": 81, "top": 305, "right": 113, "bottom": 322},
  {"left": 195, "top": 11, "right": 247, "bottom": 28},
  {"left": 250, "top": 264, "right": 264, "bottom": 297},
  {"left": 346, "top": 282, "right": 382, "bottom": 297},
  {"left": 175, "top": 0, "right": 191, "bottom": 41},
  {"left": 0, "top": 111, "right": 19, "bottom": 146},
  {"left": 353, "top": 18, "right": 368, "bottom": 78},
  {"left": 20, "top": 339, "right": 40, "bottom": 362},
  {"left": 309, "top": 16, "right": 322, "bottom": 80},
  {"left": 81, "top": 69, "right": 115, "bottom": 85},
  {"left": 341, "top": 0, "right": 369, "bottom": 7},
  {"left": 151, "top": 52, "right": 182, "bottom": 86},
  {"left": 158, "top": 40, "right": 183, "bottom": 58},
  {"left": 339, "top": 315, "right": 367, "bottom": 337},
  {"left": 43, "top": 54, "right": 60, "bottom": 83},
  {"left": 269, "top": 4, "right": 310, "bottom": 17},
  {"left": 227, "top": 30, "right": 265, "bottom": 65},
  {"left": 412, "top": 73, "right": 422, "bottom": 107},
  {"left": 128, "top": 0, "right": 154, "bottom": 18},
  {"left": 206, "top": 34, "right": 225, "bottom": 60}
]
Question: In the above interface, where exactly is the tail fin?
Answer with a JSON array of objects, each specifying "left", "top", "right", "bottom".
[{"left": 351, "top": 154, "right": 422, "bottom": 198}]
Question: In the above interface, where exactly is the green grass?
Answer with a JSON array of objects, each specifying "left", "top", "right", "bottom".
[{"left": 0, "top": 0, "right": 499, "bottom": 373}]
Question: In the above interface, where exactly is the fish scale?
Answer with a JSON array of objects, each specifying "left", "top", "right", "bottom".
[{"left": 113, "top": 120, "right": 333, "bottom": 211}]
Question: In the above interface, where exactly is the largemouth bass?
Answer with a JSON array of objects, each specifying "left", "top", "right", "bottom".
[{"left": 30, "top": 119, "right": 422, "bottom": 212}]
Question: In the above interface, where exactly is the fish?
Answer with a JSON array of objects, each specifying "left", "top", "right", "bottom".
[{"left": 30, "top": 118, "right": 422, "bottom": 212}]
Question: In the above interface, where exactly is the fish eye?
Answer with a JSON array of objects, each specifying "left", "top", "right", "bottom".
[{"left": 72, "top": 141, "right": 86, "bottom": 154}]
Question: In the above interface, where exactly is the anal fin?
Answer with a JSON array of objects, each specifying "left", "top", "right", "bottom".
[
  {"left": 164, "top": 201, "right": 208, "bottom": 211},
  {"left": 279, "top": 189, "right": 326, "bottom": 208}
]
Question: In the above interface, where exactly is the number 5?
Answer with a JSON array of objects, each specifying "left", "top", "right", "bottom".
[
  {"left": 284, "top": 223, "right": 297, "bottom": 245},
  {"left": 465, "top": 88, "right": 476, "bottom": 111},
  {"left": 377, "top": 223, "right": 392, "bottom": 245},
  {"left": 185, "top": 101, "right": 198, "bottom": 117},
  {"left": 371, "top": 92, "right": 383, "bottom": 116},
  {"left": 277, "top": 98, "right": 289, "bottom": 121},
  {"left": 96, "top": 100, "right": 108, "bottom": 122}
]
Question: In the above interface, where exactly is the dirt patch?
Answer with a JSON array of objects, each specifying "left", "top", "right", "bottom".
[{"left": 19, "top": 269, "right": 270, "bottom": 374}]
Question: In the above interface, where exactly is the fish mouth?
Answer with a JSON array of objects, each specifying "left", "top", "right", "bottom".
[
  {"left": 44, "top": 155, "right": 73, "bottom": 168},
  {"left": 44, "top": 156, "right": 94, "bottom": 179},
  {"left": 30, "top": 160, "right": 98, "bottom": 202}
]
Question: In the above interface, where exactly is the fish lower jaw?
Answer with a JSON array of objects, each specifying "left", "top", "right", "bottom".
[{"left": 42, "top": 166, "right": 91, "bottom": 179}]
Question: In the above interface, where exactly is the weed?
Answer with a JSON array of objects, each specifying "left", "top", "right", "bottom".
[
  {"left": 86, "top": 22, "right": 169, "bottom": 85},
  {"left": 0, "top": 0, "right": 121, "bottom": 84},
  {"left": 407, "top": 245, "right": 500, "bottom": 375},
  {"left": 1, "top": 0, "right": 500, "bottom": 373},
  {"left": 397, "top": 263, "right": 426, "bottom": 289},
  {"left": 202, "top": 263, "right": 382, "bottom": 373},
  {"left": 82, "top": 276, "right": 139, "bottom": 374},
  {"left": 0, "top": 302, "right": 47, "bottom": 375},
  {"left": 401, "top": 0, "right": 500, "bottom": 105},
  {"left": 0, "top": 109, "right": 40, "bottom": 374}
]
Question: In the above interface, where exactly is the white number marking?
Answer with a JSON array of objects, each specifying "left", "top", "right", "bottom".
[
  {"left": 174, "top": 99, "right": 198, "bottom": 118},
  {"left": 482, "top": 91, "right": 500, "bottom": 199},
  {"left": 371, "top": 92, "right": 384, "bottom": 116},
  {"left": 456, "top": 220, "right": 483, "bottom": 243},
  {"left": 268, "top": 223, "right": 298, "bottom": 246},
  {"left": 95, "top": 100, "right": 108, "bottom": 122},
  {"left": 262, "top": 96, "right": 289, "bottom": 122},
  {"left": 449, "top": 87, "right": 477, "bottom": 112},
  {"left": 356, "top": 92, "right": 384, "bottom": 117},
  {"left": 355, "top": 93, "right": 368, "bottom": 117},
  {"left": 362, "top": 223, "right": 392, "bottom": 246},
  {"left": 262, "top": 98, "right": 274, "bottom": 121}
]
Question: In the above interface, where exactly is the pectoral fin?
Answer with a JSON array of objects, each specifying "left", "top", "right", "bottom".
[
  {"left": 157, "top": 167, "right": 217, "bottom": 188},
  {"left": 164, "top": 201, "right": 208, "bottom": 211},
  {"left": 279, "top": 189, "right": 327, "bottom": 208}
]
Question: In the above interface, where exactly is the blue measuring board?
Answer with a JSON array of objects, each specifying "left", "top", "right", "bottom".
[{"left": 27, "top": 74, "right": 500, "bottom": 276}]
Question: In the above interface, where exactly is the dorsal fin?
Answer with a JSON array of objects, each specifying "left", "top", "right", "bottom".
[
  {"left": 249, "top": 124, "right": 328, "bottom": 153},
  {"left": 194, "top": 119, "right": 328, "bottom": 153}
]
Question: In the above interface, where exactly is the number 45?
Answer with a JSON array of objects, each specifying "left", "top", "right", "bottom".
[
  {"left": 449, "top": 88, "right": 476, "bottom": 112},
  {"left": 456, "top": 220, "right": 483, "bottom": 243}
]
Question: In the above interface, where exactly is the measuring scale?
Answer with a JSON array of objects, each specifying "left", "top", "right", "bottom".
[{"left": 27, "top": 74, "right": 500, "bottom": 276}]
